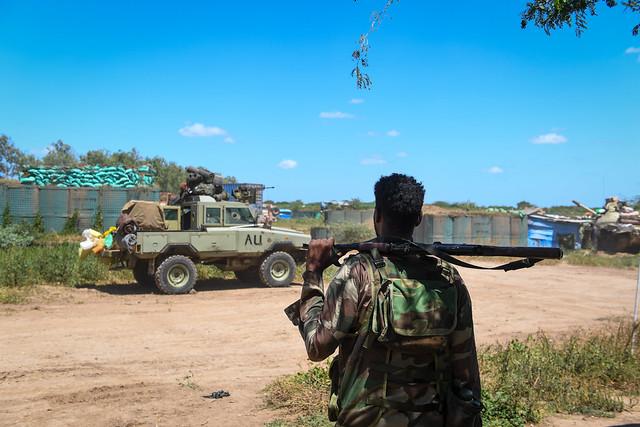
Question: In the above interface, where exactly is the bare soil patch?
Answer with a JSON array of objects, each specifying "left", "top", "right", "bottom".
[{"left": 1, "top": 263, "right": 638, "bottom": 426}]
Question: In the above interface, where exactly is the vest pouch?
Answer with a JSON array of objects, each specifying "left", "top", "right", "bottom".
[{"left": 372, "top": 277, "right": 458, "bottom": 342}]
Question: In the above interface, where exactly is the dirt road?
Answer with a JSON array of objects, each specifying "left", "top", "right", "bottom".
[{"left": 1, "top": 263, "right": 638, "bottom": 427}]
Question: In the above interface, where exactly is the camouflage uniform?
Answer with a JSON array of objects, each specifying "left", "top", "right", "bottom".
[{"left": 298, "top": 249, "right": 481, "bottom": 427}]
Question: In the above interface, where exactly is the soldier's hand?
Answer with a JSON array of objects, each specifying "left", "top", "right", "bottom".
[{"left": 306, "top": 238, "right": 335, "bottom": 273}]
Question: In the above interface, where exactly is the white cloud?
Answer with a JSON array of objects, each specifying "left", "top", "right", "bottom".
[
  {"left": 319, "top": 111, "right": 354, "bottom": 119},
  {"left": 386, "top": 129, "right": 400, "bottom": 137},
  {"left": 278, "top": 159, "right": 298, "bottom": 169},
  {"left": 179, "top": 123, "right": 227, "bottom": 137},
  {"left": 396, "top": 151, "right": 408, "bottom": 158},
  {"left": 350, "top": 98, "right": 364, "bottom": 104},
  {"left": 488, "top": 166, "right": 504, "bottom": 174},
  {"left": 223, "top": 136, "right": 235, "bottom": 144},
  {"left": 360, "top": 155, "right": 387, "bottom": 165},
  {"left": 531, "top": 132, "right": 568, "bottom": 144},
  {"left": 367, "top": 131, "right": 377, "bottom": 137},
  {"left": 626, "top": 46, "right": 640, "bottom": 61}
]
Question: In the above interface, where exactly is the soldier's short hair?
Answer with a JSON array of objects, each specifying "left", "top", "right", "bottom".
[{"left": 374, "top": 173, "right": 425, "bottom": 233}]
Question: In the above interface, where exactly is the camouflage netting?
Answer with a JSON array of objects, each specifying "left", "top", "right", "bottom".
[{"left": 19, "top": 165, "right": 156, "bottom": 188}]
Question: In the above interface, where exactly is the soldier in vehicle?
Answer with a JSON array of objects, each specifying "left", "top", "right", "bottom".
[{"left": 294, "top": 173, "right": 482, "bottom": 426}]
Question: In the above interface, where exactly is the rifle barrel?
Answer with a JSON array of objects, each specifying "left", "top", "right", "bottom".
[{"left": 331, "top": 242, "right": 563, "bottom": 260}]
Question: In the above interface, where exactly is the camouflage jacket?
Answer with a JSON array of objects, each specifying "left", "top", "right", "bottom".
[{"left": 298, "top": 252, "right": 481, "bottom": 427}]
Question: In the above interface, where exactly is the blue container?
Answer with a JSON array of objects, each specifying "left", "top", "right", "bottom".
[
  {"left": 528, "top": 216, "right": 583, "bottom": 249},
  {"left": 278, "top": 208, "right": 292, "bottom": 219}
]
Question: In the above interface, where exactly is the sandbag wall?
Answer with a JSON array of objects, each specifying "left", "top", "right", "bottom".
[
  {"left": 19, "top": 165, "right": 156, "bottom": 188},
  {"left": 326, "top": 209, "right": 528, "bottom": 246},
  {"left": 0, "top": 184, "right": 160, "bottom": 232}
]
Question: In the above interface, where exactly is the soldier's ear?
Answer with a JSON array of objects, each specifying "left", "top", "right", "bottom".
[{"left": 414, "top": 214, "right": 422, "bottom": 227}]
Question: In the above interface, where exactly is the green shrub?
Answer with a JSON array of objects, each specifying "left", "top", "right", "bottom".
[
  {"left": 63, "top": 210, "right": 79, "bottom": 234},
  {"left": 0, "top": 244, "right": 113, "bottom": 290},
  {"left": 0, "top": 224, "right": 35, "bottom": 249},
  {"left": 32, "top": 211, "right": 45, "bottom": 234},
  {"left": 2, "top": 204, "right": 11, "bottom": 226},
  {"left": 0, "top": 247, "right": 34, "bottom": 287},
  {"left": 564, "top": 251, "right": 639, "bottom": 269},
  {"left": 93, "top": 206, "right": 103, "bottom": 231}
]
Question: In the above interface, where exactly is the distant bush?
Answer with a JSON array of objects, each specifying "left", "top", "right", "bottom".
[{"left": 328, "top": 223, "right": 375, "bottom": 243}]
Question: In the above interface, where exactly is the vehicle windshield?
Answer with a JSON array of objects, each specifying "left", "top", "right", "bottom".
[{"left": 225, "top": 207, "right": 255, "bottom": 225}]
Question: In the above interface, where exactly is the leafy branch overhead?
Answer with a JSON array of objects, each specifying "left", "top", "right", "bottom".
[
  {"left": 352, "top": 0, "right": 640, "bottom": 89},
  {"left": 521, "top": 0, "right": 640, "bottom": 36}
]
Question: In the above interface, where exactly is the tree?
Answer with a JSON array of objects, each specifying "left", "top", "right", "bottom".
[
  {"left": 110, "top": 148, "right": 141, "bottom": 167},
  {"left": 0, "top": 135, "right": 39, "bottom": 178},
  {"left": 517, "top": 200, "right": 536, "bottom": 210},
  {"left": 80, "top": 149, "right": 112, "bottom": 166},
  {"left": 146, "top": 156, "right": 184, "bottom": 193},
  {"left": 352, "top": 0, "right": 639, "bottom": 88},
  {"left": 42, "top": 140, "right": 78, "bottom": 168},
  {"left": 521, "top": 0, "right": 640, "bottom": 36}
]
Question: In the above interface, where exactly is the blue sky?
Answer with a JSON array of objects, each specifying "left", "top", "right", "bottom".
[{"left": 0, "top": 1, "right": 638, "bottom": 206}]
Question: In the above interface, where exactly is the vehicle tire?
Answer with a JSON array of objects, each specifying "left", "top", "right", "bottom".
[
  {"left": 259, "top": 251, "right": 296, "bottom": 288},
  {"left": 234, "top": 267, "right": 260, "bottom": 284},
  {"left": 154, "top": 255, "right": 198, "bottom": 294},
  {"left": 133, "top": 260, "right": 155, "bottom": 288}
]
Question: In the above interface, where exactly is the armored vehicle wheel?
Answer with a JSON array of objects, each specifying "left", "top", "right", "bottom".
[
  {"left": 133, "top": 260, "right": 155, "bottom": 288},
  {"left": 234, "top": 267, "right": 260, "bottom": 284},
  {"left": 259, "top": 251, "right": 296, "bottom": 288},
  {"left": 155, "top": 255, "right": 197, "bottom": 294}
]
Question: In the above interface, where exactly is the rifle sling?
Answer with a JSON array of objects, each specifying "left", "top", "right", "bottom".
[{"left": 421, "top": 245, "right": 543, "bottom": 272}]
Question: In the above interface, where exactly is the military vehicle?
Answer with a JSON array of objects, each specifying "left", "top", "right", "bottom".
[{"left": 103, "top": 167, "right": 310, "bottom": 294}]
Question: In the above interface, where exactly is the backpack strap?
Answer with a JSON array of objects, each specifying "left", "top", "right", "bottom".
[{"left": 335, "top": 251, "right": 386, "bottom": 415}]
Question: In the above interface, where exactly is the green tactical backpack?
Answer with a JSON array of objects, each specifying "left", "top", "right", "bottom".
[{"left": 330, "top": 249, "right": 459, "bottom": 424}]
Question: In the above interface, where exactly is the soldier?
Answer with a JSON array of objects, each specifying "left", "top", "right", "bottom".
[{"left": 295, "top": 173, "right": 482, "bottom": 426}]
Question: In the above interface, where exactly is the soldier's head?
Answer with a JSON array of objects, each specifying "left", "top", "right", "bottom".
[{"left": 374, "top": 173, "right": 424, "bottom": 238}]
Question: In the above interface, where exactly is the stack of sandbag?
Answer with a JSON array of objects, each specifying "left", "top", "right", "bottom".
[{"left": 19, "top": 165, "right": 156, "bottom": 188}]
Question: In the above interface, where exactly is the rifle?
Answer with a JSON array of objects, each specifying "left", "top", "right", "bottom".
[
  {"left": 305, "top": 240, "right": 563, "bottom": 272},
  {"left": 286, "top": 240, "right": 563, "bottom": 325}
]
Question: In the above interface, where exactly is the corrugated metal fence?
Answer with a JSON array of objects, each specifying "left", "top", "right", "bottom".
[
  {"left": 326, "top": 209, "right": 527, "bottom": 246},
  {"left": 0, "top": 184, "right": 160, "bottom": 232}
]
